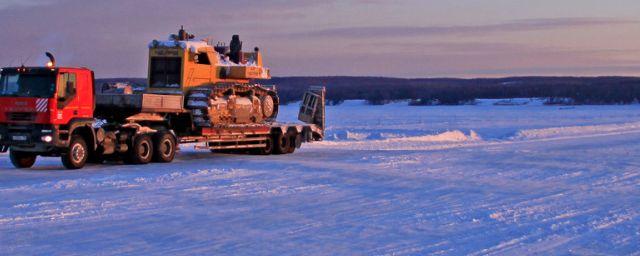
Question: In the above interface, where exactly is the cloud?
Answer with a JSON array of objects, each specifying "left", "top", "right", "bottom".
[
  {"left": 0, "top": 0, "right": 638, "bottom": 78},
  {"left": 462, "top": 65, "right": 640, "bottom": 77},
  {"left": 284, "top": 17, "right": 639, "bottom": 38},
  {"left": 0, "top": 0, "right": 57, "bottom": 10},
  {"left": 267, "top": 41, "right": 640, "bottom": 78},
  {"left": 0, "top": 0, "right": 326, "bottom": 77}
]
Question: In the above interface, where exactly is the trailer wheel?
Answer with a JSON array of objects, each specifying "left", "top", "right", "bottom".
[
  {"left": 273, "top": 132, "right": 290, "bottom": 154},
  {"left": 286, "top": 131, "right": 298, "bottom": 154},
  {"left": 253, "top": 136, "right": 274, "bottom": 155},
  {"left": 61, "top": 135, "right": 88, "bottom": 169},
  {"left": 10, "top": 150, "right": 37, "bottom": 169},
  {"left": 125, "top": 134, "right": 153, "bottom": 164},
  {"left": 153, "top": 132, "right": 176, "bottom": 163}
]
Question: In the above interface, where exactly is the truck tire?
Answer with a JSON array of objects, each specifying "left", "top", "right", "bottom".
[
  {"left": 286, "top": 131, "right": 298, "bottom": 154},
  {"left": 61, "top": 135, "right": 88, "bottom": 169},
  {"left": 273, "top": 132, "right": 290, "bottom": 155},
  {"left": 153, "top": 132, "right": 176, "bottom": 163},
  {"left": 10, "top": 150, "right": 37, "bottom": 169},
  {"left": 125, "top": 134, "right": 154, "bottom": 165},
  {"left": 253, "top": 136, "right": 274, "bottom": 155}
]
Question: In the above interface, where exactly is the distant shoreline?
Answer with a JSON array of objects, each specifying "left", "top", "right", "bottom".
[{"left": 97, "top": 76, "right": 640, "bottom": 106}]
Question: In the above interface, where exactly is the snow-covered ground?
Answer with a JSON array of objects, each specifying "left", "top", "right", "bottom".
[{"left": 1, "top": 100, "right": 640, "bottom": 255}]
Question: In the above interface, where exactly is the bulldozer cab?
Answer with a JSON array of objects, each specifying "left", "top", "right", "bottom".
[{"left": 298, "top": 86, "right": 325, "bottom": 132}]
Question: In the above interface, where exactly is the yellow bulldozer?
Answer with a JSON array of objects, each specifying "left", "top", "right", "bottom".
[{"left": 147, "top": 26, "right": 279, "bottom": 127}]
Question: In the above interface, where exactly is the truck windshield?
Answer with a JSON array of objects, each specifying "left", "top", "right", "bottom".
[{"left": 0, "top": 73, "right": 56, "bottom": 98}]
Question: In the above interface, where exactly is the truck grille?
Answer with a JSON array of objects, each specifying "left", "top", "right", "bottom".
[{"left": 7, "top": 112, "right": 35, "bottom": 122}]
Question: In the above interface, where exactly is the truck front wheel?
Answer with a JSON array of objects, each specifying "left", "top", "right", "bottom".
[
  {"left": 153, "top": 132, "right": 176, "bottom": 163},
  {"left": 61, "top": 135, "right": 88, "bottom": 169},
  {"left": 125, "top": 134, "right": 153, "bottom": 164},
  {"left": 10, "top": 150, "right": 37, "bottom": 169}
]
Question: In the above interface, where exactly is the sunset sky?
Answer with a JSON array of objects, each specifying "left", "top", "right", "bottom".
[{"left": 1, "top": 0, "right": 639, "bottom": 78}]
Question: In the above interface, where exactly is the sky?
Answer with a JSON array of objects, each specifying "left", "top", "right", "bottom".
[{"left": 0, "top": 0, "right": 639, "bottom": 78}]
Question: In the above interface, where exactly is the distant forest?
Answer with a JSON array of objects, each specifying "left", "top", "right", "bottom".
[{"left": 97, "top": 76, "right": 640, "bottom": 105}]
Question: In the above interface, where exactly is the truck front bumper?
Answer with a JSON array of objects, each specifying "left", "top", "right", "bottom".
[{"left": 0, "top": 124, "right": 59, "bottom": 154}]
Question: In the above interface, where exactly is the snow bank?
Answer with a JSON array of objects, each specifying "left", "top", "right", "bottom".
[
  {"left": 329, "top": 130, "right": 481, "bottom": 143},
  {"left": 512, "top": 121, "right": 640, "bottom": 140},
  {"left": 395, "top": 130, "right": 482, "bottom": 142},
  {"left": 476, "top": 98, "right": 546, "bottom": 106}
]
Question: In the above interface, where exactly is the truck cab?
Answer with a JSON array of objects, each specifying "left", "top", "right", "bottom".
[{"left": 0, "top": 66, "right": 96, "bottom": 169}]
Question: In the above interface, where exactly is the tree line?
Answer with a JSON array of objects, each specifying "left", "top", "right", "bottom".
[
  {"left": 96, "top": 76, "right": 640, "bottom": 106},
  {"left": 264, "top": 76, "right": 640, "bottom": 105}
]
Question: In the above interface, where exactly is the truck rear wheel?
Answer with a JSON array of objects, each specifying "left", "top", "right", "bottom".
[
  {"left": 10, "top": 150, "right": 37, "bottom": 169},
  {"left": 153, "top": 132, "right": 176, "bottom": 163},
  {"left": 61, "top": 135, "right": 88, "bottom": 169},
  {"left": 253, "top": 136, "right": 274, "bottom": 155},
  {"left": 286, "top": 131, "right": 299, "bottom": 154},
  {"left": 125, "top": 134, "right": 153, "bottom": 164},
  {"left": 273, "top": 132, "right": 290, "bottom": 154}
]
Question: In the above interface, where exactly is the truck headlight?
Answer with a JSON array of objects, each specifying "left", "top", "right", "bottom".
[{"left": 41, "top": 135, "right": 53, "bottom": 143}]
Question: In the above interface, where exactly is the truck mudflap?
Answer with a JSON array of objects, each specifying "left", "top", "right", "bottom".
[{"left": 298, "top": 86, "right": 326, "bottom": 141}]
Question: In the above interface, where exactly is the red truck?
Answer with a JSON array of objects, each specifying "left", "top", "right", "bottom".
[{"left": 0, "top": 54, "right": 325, "bottom": 169}]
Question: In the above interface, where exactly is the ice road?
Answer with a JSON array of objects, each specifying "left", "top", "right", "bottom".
[{"left": 1, "top": 100, "right": 639, "bottom": 255}]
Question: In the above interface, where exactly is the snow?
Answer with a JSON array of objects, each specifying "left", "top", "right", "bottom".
[
  {"left": 1, "top": 99, "right": 640, "bottom": 255},
  {"left": 186, "top": 100, "right": 208, "bottom": 108},
  {"left": 148, "top": 38, "right": 265, "bottom": 74},
  {"left": 189, "top": 93, "right": 208, "bottom": 98},
  {"left": 149, "top": 39, "right": 210, "bottom": 53}
]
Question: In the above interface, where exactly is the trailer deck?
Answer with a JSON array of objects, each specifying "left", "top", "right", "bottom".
[{"left": 182, "top": 122, "right": 322, "bottom": 151}]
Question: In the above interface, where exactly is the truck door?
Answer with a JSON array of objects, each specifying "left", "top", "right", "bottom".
[
  {"left": 75, "top": 71, "right": 94, "bottom": 118},
  {"left": 54, "top": 72, "right": 79, "bottom": 124}
]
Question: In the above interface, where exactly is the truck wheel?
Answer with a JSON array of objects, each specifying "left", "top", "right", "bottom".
[
  {"left": 273, "top": 132, "right": 290, "bottom": 154},
  {"left": 286, "top": 131, "right": 298, "bottom": 154},
  {"left": 125, "top": 134, "right": 153, "bottom": 164},
  {"left": 253, "top": 136, "right": 274, "bottom": 155},
  {"left": 153, "top": 132, "right": 176, "bottom": 163},
  {"left": 61, "top": 135, "right": 88, "bottom": 169},
  {"left": 10, "top": 150, "right": 37, "bottom": 169}
]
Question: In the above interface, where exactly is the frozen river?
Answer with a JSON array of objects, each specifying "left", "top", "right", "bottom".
[{"left": 1, "top": 100, "right": 639, "bottom": 255}]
